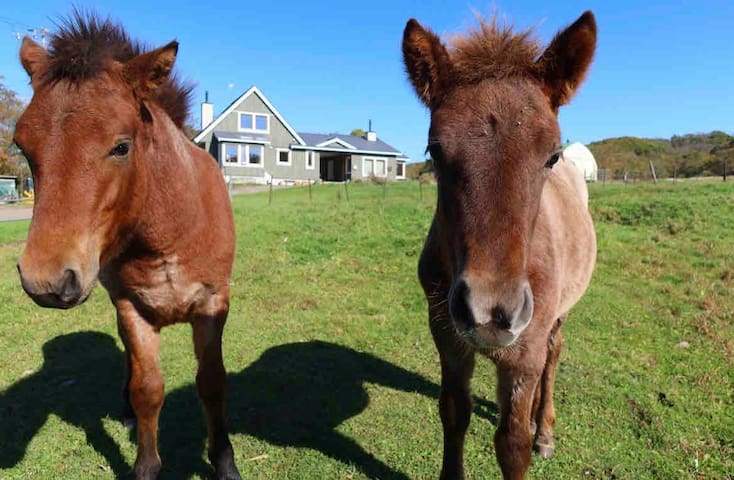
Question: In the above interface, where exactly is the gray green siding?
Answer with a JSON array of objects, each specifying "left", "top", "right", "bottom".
[
  {"left": 195, "top": 89, "right": 406, "bottom": 183},
  {"left": 352, "top": 155, "right": 405, "bottom": 181}
]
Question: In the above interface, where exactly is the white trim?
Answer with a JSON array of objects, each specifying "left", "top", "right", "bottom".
[
  {"left": 315, "top": 137, "right": 357, "bottom": 149},
  {"left": 305, "top": 151, "right": 316, "bottom": 170},
  {"left": 238, "top": 111, "right": 270, "bottom": 134},
  {"left": 292, "top": 145, "right": 401, "bottom": 156},
  {"left": 363, "top": 156, "right": 387, "bottom": 178},
  {"left": 396, "top": 160, "right": 406, "bottom": 179},
  {"left": 276, "top": 148, "right": 292, "bottom": 166},
  {"left": 216, "top": 136, "right": 271, "bottom": 145},
  {"left": 193, "top": 86, "right": 306, "bottom": 145}
]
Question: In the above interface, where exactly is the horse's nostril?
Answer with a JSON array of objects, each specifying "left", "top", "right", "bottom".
[
  {"left": 490, "top": 305, "right": 512, "bottom": 330},
  {"left": 449, "top": 280, "right": 475, "bottom": 328},
  {"left": 57, "top": 268, "right": 82, "bottom": 303}
]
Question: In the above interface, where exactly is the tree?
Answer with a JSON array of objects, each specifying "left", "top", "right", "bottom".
[
  {"left": 350, "top": 128, "right": 365, "bottom": 137},
  {"left": 709, "top": 141, "right": 734, "bottom": 181},
  {"left": 0, "top": 77, "right": 29, "bottom": 188}
]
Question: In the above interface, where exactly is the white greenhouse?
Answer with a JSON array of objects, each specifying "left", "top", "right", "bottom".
[{"left": 563, "top": 142, "right": 598, "bottom": 182}]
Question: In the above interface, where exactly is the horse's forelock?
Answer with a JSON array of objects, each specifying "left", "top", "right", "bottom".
[
  {"left": 41, "top": 9, "right": 191, "bottom": 128},
  {"left": 448, "top": 16, "right": 542, "bottom": 84}
]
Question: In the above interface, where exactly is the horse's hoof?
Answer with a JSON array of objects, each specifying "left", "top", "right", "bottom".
[
  {"left": 213, "top": 464, "right": 242, "bottom": 480},
  {"left": 533, "top": 442, "right": 555, "bottom": 459},
  {"left": 209, "top": 446, "right": 242, "bottom": 480},
  {"left": 128, "top": 464, "right": 161, "bottom": 480},
  {"left": 122, "top": 415, "right": 137, "bottom": 429}
]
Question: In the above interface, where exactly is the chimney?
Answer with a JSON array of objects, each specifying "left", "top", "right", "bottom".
[
  {"left": 366, "top": 119, "right": 377, "bottom": 142},
  {"left": 201, "top": 90, "right": 214, "bottom": 130}
]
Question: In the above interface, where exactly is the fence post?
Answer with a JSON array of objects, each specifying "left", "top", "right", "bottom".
[
  {"left": 308, "top": 179, "right": 312, "bottom": 201},
  {"left": 419, "top": 180, "right": 424, "bottom": 201},
  {"left": 648, "top": 160, "right": 658, "bottom": 184},
  {"left": 268, "top": 181, "right": 273, "bottom": 205},
  {"left": 344, "top": 180, "right": 350, "bottom": 202}
]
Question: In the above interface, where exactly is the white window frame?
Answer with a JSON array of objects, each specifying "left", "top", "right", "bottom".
[
  {"left": 237, "top": 111, "right": 270, "bottom": 133},
  {"left": 222, "top": 143, "right": 239, "bottom": 165},
  {"left": 276, "top": 148, "right": 292, "bottom": 166},
  {"left": 396, "top": 160, "right": 406, "bottom": 179},
  {"left": 363, "top": 156, "right": 387, "bottom": 178},
  {"left": 305, "top": 151, "right": 315, "bottom": 170},
  {"left": 241, "top": 144, "right": 264, "bottom": 168}
]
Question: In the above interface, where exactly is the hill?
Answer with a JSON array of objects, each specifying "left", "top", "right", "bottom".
[
  {"left": 588, "top": 131, "right": 734, "bottom": 179},
  {"left": 406, "top": 131, "right": 734, "bottom": 181}
]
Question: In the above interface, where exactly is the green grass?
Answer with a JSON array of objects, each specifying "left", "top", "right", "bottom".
[{"left": 0, "top": 180, "right": 732, "bottom": 479}]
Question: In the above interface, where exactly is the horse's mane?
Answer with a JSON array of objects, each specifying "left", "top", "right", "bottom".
[
  {"left": 44, "top": 10, "right": 192, "bottom": 128},
  {"left": 448, "top": 16, "right": 541, "bottom": 84}
]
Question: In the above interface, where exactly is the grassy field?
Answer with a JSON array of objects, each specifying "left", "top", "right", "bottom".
[{"left": 0, "top": 180, "right": 732, "bottom": 479}]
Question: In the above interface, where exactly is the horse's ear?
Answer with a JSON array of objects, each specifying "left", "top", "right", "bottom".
[
  {"left": 19, "top": 37, "right": 50, "bottom": 87},
  {"left": 402, "top": 19, "right": 453, "bottom": 110},
  {"left": 535, "top": 11, "right": 596, "bottom": 109},
  {"left": 124, "top": 40, "right": 178, "bottom": 98}
]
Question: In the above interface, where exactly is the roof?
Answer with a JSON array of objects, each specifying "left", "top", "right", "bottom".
[
  {"left": 214, "top": 131, "right": 271, "bottom": 144},
  {"left": 296, "top": 132, "right": 405, "bottom": 156},
  {"left": 193, "top": 86, "right": 305, "bottom": 145},
  {"left": 563, "top": 142, "right": 596, "bottom": 163},
  {"left": 193, "top": 86, "right": 409, "bottom": 160}
]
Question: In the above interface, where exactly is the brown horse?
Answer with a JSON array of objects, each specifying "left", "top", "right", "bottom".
[
  {"left": 14, "top": 13, "right": 241, "bottom": 480},
  {"left": 402, "top": 11, "right": 597, "bottom": 480}
]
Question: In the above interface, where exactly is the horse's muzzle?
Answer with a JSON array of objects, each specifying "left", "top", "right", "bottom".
[
  {"left": 17, "top": 264, "right": 86, "bottom": 309},
  {"left": 449, "top": 278, "right": 534, "bottom": 348}
]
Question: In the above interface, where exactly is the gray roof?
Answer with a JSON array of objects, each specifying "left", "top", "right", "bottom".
[
  {"left": 298, "top": 132, "right": 403, "bottom": 155},
  {"left": 213, "top": 131, "right": 271, "bottom": 144}
]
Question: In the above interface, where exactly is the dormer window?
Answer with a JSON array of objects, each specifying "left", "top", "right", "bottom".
[{"left": 238, "top": 112, "right": 269, "bottom": 133}]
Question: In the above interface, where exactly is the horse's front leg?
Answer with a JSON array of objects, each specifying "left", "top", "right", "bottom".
[
  {"left": 116, "top": 299, "right": 164, "bottom": 480},
  {"left": 191, "top": 301, "right": 241, "bottom": 480},
  {"left": 117, "top": 317, "right": 136, "bottom": 429},
  {"left": 430, "top": 305, "right": 476, "bottom": 480},
  {"left": 532, "top": 315, "right": 567, "bottom": 459},
  {"left": 494, "top": 365, "right": 542, "bottom": 480}
]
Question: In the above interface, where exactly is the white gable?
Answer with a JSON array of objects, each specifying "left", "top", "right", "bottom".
[
  {"left": 193, "top": 86, "right": 305, "bottom": 145},
  {"left": 316, "top": 137, "right": 357, "bottom": 149}
]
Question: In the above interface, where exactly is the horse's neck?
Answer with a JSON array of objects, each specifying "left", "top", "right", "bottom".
[{"left": 135, "top": 112, "right": 204, "bottom": 253}]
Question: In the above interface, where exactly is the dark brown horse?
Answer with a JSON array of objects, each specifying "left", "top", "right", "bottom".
[
  {"left": 402, "top": 11, "right": 597, "bottom": 480},
  {"left": 14, "top": 13, "right": 241, "bottom": 480}
]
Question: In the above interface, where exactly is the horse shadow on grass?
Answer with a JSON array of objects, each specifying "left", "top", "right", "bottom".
[{"left": 0, "top": 332, "right": 498, "bottom": 479}]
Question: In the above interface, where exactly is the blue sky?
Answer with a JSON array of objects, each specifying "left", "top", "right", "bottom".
[{"left": 1, "top": 1, "right": 732, "bottom": 163}]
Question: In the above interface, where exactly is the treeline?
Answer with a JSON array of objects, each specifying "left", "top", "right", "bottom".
[
  {"left": 588, "top": 131, "right": 734, "bottom": 178},
  {"left": 407, "top": 131, "right": 734, "bottom": 180}
]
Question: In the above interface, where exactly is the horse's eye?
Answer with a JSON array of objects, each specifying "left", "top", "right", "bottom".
[
  {"left": 545, "top": 152, "right": 561, "bottom": 169},
  {"left": 426, "top": 141, "right": 443, "bottom": 165},
  {"left": 110, "top": 142, "right": 130, "bottom": 158}
]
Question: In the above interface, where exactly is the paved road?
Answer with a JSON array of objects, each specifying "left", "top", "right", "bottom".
[
  {"left": 0, "top": 185, "right": 283, "bottom": 222},
  {"left": 0, "top": 204, "right": 33, "bottom": 222}
]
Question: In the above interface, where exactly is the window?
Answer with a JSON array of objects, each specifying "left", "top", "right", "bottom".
[
  {"left": 277, "top": 149, "right": 291, "bottom": 165},
  {"left": 223, "top": 144, "right": 238, "bottom": 164},
  {"left": 222, "top": 143, "right": 264, "bottom": 167},
  {"left": 238, "top": 112, "right": 269, "bottom": 133},
  {"left": 305, "top": 151, "right": 315, "bottom": 170},
  {"left": 363, "top": 157, "right": 387, "bottom": 177},
  {"left": 363, "top": 158, "right": 373, "bottom": 177},
  {"left": 396, "top": 161, "right": 406, "bottom": 179},
  {"left": 246, "top": 144, "right": 263, "bottom": 166},
  {"left": 374, "top": 159, "right": 386, "bottom": 177}
]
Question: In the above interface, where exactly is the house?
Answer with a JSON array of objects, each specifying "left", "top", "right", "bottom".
[
  {"left": 192, "top": 86, "right": 409, "bottom": 184},
  {"left": 563, "top": 142, "right": 598, "bottom": 182}
]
